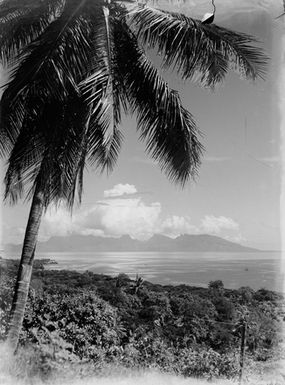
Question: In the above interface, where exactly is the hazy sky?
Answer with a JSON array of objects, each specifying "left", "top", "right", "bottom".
[{"left": 0, "top": 1, "right": 283, "bottom": 250}]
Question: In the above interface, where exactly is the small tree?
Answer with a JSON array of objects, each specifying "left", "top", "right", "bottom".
[{"left": 209, "top": 280, "right": 225, "bottom": 295}]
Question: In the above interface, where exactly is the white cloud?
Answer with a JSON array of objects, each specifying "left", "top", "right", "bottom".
[
  {"left": 35, "top": 185, "right": 243, "bottom": 243},
  {"left": 40, "top": 197, "right": 161, "bottom": 241},
  {"left": 39, "top": 207, "right": 75, "bottom": 241},
  {"left": 223, "top": 234, "right": 247, "bottom": 244},
  {"left": 76, "top": 198, "right": 161, "bottom": 240},
  {"left": 160, "top": 216, "right": 198, "bottom": 238},
  {"left": 201, "top": 215, "right": 240, "bottom": 234},
  {"left": 103, "top": 184, "right": 137, "bottom": 198}
]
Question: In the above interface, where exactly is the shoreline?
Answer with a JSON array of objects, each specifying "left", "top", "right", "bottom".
[{"left": 1, "top": 256, "right": 284, "bottom": 295}]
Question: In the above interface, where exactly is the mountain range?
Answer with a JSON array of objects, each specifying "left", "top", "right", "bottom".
[{"left": 5, "top": 234, "right": 258, "bottom": 253}]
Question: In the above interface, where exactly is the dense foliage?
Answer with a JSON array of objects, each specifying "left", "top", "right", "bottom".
[{"left": 0, "top": 257, "right": 284, "bottom": 381}]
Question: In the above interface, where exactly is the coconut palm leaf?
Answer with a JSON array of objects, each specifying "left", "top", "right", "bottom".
[
  {"left": 128, "top": 6, "right": 267, "bottom": 85},
  {"left": 86, "top": 111, "right": 123, "bottom": 172},
  {"left": 0, "top": 3, "right": 97, "bottom": 157},
  {"left": 0, "top": 0, "right": 43, "bottom": 22},
  {"left": 78, "top": 76, "right": 124, "bottom": 172},
  {"left": 0, "top": 0, "right": 62, "bottom": 66},
  {"left": 64, "top": 104, "right": 124, "bottom": 209},
  {"left": 101, "top": 5, "right": 118, "bottom": 147},
  {"left": 4, "top": 102, "right": 48, "bottom": 204},
  {"left": 0, "top": 92, "right": 26, "bottom": 156},
  {"left": 2, "top": 17, "right": 89, "bottom": 100},
  {"left": 80, "top": 11, "right": 125, "bottom": 159},
  {"left": 4, "top": 90, "right": 122, "bottom": 208},
  {"left": 4, "top": 95, "right": 80, "bottom": 205},
  {"left": 114, "top": 18, "right": 203, "bottom": 185}
]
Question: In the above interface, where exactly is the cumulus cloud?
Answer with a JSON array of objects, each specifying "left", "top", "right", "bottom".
[
  {"left": 37, "top": 185, "right": 244, "bottom": 243},
  {"left": 2, "top": 183, "right": 242, "bottom": 245},
  {"left": 40, "top": 207, "right": 74, "bottom": 240},
  {"left": 160, "top": 216, "right": 198, "bottom": 238},
  {"left": 103, "top": 184, "right": 137, "bottom": 198},
  {"left": 223, "top": 234, "right": 246, "bottom": 244},
  {"left": 200, "top": 215, "right": 240, "bottom": 234},
  {"left": 40, "top": 197, "right": 161, "bottom": 241},
  {"left": 76, "top": 198, "right": 161, "bottom": 240}
]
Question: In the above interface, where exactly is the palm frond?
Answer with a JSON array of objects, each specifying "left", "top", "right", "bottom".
[
  {"left": 1, "top": 0, "right": 96, "bottom": 105},
  {"left": 86, "top": 112, "right": 123, "bottom": 173},
  {"left": 4, "top": 93, "right": 84, "bottom": 208},
  {"left": 80, "top": 6, "right": 125, "bottom": 155},
  {"left": 0, "top": 0, "right": 63, "bottom": 66},
  {"left": 114, "top": 19, "right": 203, "bottom": 185},
  {"left": 0, "top": 91, "right": 26, "bottom": 157},
  {"left": 78, "top": 5, "right": 126, "bottom": 173},
  {"left": 2, "top": 1, "right": 124, "bottom": 208},
  {"left": 0, "top": 0, "right": 42, "bottom": 21},
  {"left": 67, "top": 140, "right": 87, "bottom": 208},
  {"left": 4, "top": 108, "right": 47, "bottom": 204},
  {"left": 80, "top": 69, "right": 124, "bottom": 172},
  {"left": 102, "top": 5, "right": 117, "bottom": 147},
  {"left": 38, "top": 97, "right": 88, "bottom": 208},
  {"left": 0, "top": 1, "right": 98, "bottom": 158},
  {"left": 39, "top": 92, "right": 120, "bottom": 208},
  {"left": 128, "top": 6, "right": 267, "bottom": 85}
]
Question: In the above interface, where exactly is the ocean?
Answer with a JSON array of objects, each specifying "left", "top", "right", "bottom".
[{"left": 23, "top": 250, "right": 284, "bottom": 292}]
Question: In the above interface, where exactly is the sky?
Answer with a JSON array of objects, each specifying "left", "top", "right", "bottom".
[{"left": 0, "top": 0, "right": 283, "bottom": 251}]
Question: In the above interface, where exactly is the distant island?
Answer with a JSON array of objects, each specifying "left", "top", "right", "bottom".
[{"left": 5, "top": 233, "right": 258, "bottom": 253}]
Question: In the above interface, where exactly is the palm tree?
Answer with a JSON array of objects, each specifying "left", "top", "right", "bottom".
[{"left": 0, "top": 0, "right": 266, "bottom": 352}]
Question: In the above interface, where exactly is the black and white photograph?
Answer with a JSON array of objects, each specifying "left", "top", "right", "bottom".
[{"left": 0, "top": 0, "right": 284, "bottom": 384}]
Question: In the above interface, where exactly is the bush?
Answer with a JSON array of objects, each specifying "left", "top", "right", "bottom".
[
  {"left": 0, "top": 263, "right": 283, "bottom": 382},
  {"left": 177, "top": 347, "right": 239, "bottom": 380},
  {"left": 22, "top": 291, "right": 124, "bottom": 360},
  {"left": 0, "top": 276, "right": 14, "bottom": 340}
]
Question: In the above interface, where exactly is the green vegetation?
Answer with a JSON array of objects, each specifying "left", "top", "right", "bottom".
[{"left": 0, "top": 258, "right": 284, "bottom": 382}]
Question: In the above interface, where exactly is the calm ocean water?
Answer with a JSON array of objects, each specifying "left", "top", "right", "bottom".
[{"left": 24, "top": 251, "right": 284, "bottom": 292}]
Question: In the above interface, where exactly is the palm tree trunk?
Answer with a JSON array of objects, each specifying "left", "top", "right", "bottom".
[{"left": 7, "top": 183, "right": 44, "bottom": 352}]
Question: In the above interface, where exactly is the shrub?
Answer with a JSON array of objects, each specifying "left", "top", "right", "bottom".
[{"left": 22, "top": 291, "right": 124, "bottom": 360}]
